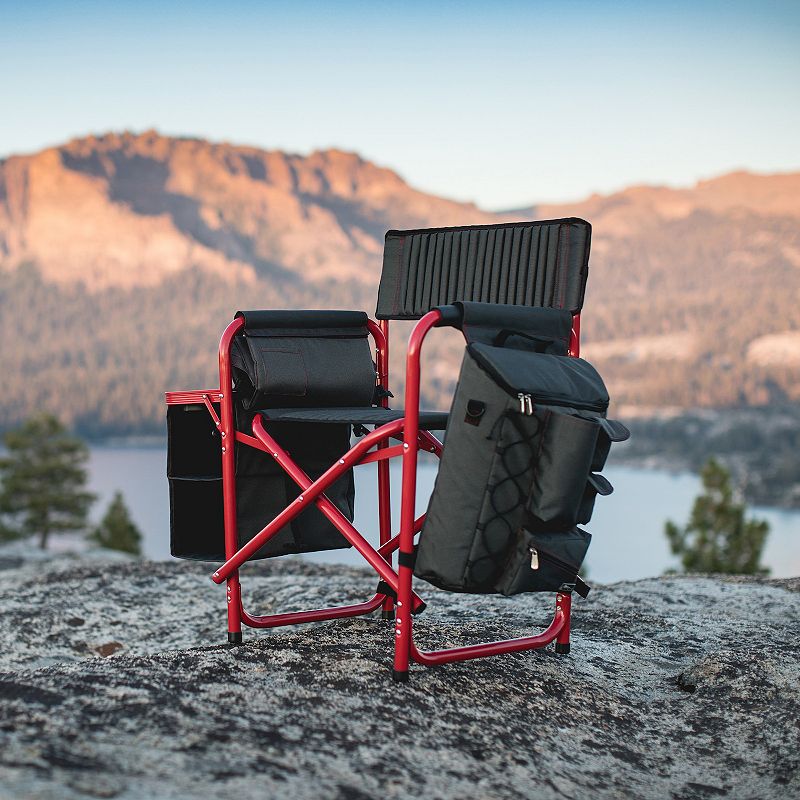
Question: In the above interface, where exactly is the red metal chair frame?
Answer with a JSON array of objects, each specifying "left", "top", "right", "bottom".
[
  {"left": 166, "top": 316, "right": 432, "bottom": 640},
  {"left": 165, "top": 308, "right": 582, "bottom": 680},
  {"left": 392, "top": 310, "right": 580, "bottom": 680}
]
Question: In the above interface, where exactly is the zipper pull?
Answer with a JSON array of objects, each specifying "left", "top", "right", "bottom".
[
  {"left": 525, "top": 394, "right": 533, "bottom": 416},
  {"left": 518, "top": 393, "right": 526, "bottom": 413},
  {"left": 529, "top": 547, "right": 539, "bottom": 570}
]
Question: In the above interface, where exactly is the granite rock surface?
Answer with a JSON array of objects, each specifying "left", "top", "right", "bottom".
[{"left": 0, "top": 553, "right": 797, "bottom": 799}]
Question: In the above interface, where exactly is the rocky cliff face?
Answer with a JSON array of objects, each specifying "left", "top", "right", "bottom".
[
  {"left": 0, "top": 553, "right": 797, "bottom": 799},
  {"left": 0, "top": 131, "right": 494, "bottom": 290}
]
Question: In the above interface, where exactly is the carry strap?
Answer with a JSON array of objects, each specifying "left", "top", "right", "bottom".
[{"left": 493, "top": 329, "right": 552, "bottom": 352}]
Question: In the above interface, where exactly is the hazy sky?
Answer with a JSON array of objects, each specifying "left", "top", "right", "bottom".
[{"left": 1, "top": 0, "right": 797, "bottom": 209}]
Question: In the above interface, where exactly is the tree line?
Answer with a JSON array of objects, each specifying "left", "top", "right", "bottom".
[{"left": 2, "top": 238, "right": 800, "bottom": 439}]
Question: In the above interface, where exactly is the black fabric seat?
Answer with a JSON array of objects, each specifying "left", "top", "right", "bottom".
[{"left": 260, "top": 407, "right": 449, "bottom": 430}]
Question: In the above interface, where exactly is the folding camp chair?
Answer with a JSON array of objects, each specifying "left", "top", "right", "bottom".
[{"left": 166, "top": 217, "right": 617, "bottom": 682}]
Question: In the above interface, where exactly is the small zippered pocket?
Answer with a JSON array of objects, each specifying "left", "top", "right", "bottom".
[
  {"left": 495, "top": 527, "right": 592, "bottom": 596},
  {"left": 469, "top": 343, "right": 609, "bottom": 413}
]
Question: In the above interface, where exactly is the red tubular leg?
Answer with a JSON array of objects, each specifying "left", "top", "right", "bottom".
[
  {"left": 377, "top": 319, "right": 395, "bottom": 618},
  {"left": 241, "top": 594, "right": 386, "bottom": 628},
  {"left": 377, "top": 452, "right": 392, "bottom": 540},
  {"left": 218, "top": 316, "right": 246, "bottom": 644},
  {"left": 561, "top": 314, "right": 578, "bottom": 650},
  {"left": 393, "top": 310, "right": 442, "bottom": 681},
  {"left": 555, "top": 592, "right": 572, "bottom": 654},
  {"left": 410, "top": 610, "right": 566, "bottom": 665},
  {"left": 378, "top": 455, "right": 394, "bottom": 618},
  {"left": 569, "top": 313, "right": 581, "bottom": 357},
  {"left": 410, "top": 593, "right": 569, "bottom": 665}
]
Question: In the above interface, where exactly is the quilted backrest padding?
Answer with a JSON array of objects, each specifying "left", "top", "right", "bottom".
[{"left": 376, "top": 218, "right": 591, "bottom": 319}]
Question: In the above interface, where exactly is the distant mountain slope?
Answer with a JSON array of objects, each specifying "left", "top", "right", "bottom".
[
  {"left": 516, "top": 171, "right": 800, "bottom": 412},
  {"left": 0, "top": 131, "right": 798, "bottom": 435},
  {"left": 515, "top": 170, "right": 800, "bottom": 230}
]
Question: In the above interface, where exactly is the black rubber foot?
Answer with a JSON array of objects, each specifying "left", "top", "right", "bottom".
[
  {"left": 227, "top": 632, "right": 243, "bottom": 646},
  {"left": 411, "top": 601, "right": 427, "bottom": 616},
  {"left": 555, "top": 642, "right": 570, "bottom": 655},
  {"left": 392, "top": 669, "right": 409, "bottom": 683},
  {"left": 381, "top": 609, "right": 396, "bottom": 621}
]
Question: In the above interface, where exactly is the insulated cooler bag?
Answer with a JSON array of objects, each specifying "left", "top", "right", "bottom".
[{"left": 415, "top": 342, "right": 629, "bottom": 595}]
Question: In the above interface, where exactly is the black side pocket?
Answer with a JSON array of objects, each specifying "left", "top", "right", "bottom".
[
  {"left": 527, "top": 411, "right": 599, "bottom": 529},
  {"left": 495, "top": 527, "right": 591, "bottom": 596},
  {"left": 168, "top": 404, "right": 225, "bottom": 561},
  {"left": 576, "top": 473, "right": 614, "bottom": 525},
  {"left": 590, "top": 418, "right": 631, "bottom": 472}
]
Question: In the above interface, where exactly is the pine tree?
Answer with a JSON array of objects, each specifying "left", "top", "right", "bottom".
[
  {"left": 88, "top": 491, "right": 142, "bottom": 556},
  {"left": 665, "top": 458, "right": 770, "bottom": 575},
  {"left": 0, "top": 414, "right": 96, "bottom": 549}
]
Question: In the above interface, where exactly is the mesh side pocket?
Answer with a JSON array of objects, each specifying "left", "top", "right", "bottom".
[
  {"left": 526, "top": 411, "right": 599, "bottom": 529},
  {"left": 464, "top": 411, "right": 546, "bottom": 590},
  {"left": 496, "top": 527, "right": 591, "bottom": 596}
]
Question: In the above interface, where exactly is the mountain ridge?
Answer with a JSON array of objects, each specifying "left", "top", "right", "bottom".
[
  {"left": 3, "top": 131, "right": 798, "bottom": 290},
  {"left": 504, "top": 168, "right": 800, "bottom": 221},
  {"left": 0, "top": 130, "right": 496, "bottom": 290}
]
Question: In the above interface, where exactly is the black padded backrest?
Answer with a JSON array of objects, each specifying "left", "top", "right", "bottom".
[{"left": 375, "top": 218, "right": 591, "bottom": 320}]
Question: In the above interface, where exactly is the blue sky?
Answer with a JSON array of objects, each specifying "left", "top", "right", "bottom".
[{"left": 1, "top": 0, "right": 797, "bottom": 208}]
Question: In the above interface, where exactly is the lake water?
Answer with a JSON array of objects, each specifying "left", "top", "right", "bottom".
[{"left": 86, "top": 446, "right": 800, "bottom": 582}]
